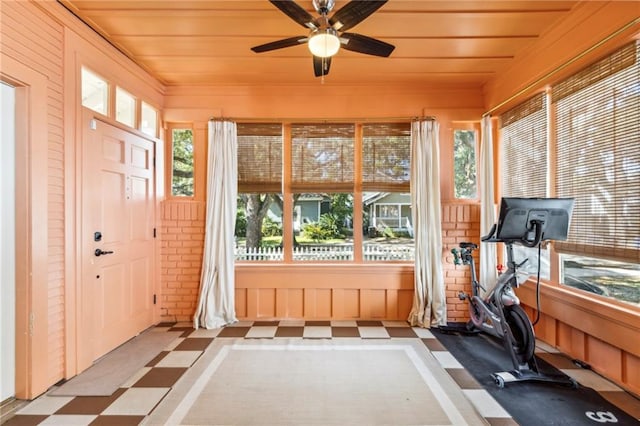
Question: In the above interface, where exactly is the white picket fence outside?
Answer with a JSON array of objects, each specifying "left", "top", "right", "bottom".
[
  {"left": 235, "top": 244, "right": 414, "bottom": 261},
  {"left": 235, "top": 246, "right": 284, "bottom": 261},
  {"left": 363, "top": 245, "right": 414, "bottom": 261}
]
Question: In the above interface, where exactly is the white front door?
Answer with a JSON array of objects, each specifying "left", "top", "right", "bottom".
[
  {"left": 79, "top": 111, "right": 156, "bottom": 369},
  {"left": 1, "top": 82, "right": 16, "bottom": 401}
]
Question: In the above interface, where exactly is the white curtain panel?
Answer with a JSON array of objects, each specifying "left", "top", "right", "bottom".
[
  {"left": 480, "top": 116, "right": 497, "bottom": 296},
  {"left": 194, "top": 120, "right": 238, "bottom": 329},
  {"left": 408, "top": 120, "right": 447, "bottom": 328}
]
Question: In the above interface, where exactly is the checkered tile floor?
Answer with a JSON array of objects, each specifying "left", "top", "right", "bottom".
[{"left": 3, "top": 320, "right": 639, "bottom": 425}]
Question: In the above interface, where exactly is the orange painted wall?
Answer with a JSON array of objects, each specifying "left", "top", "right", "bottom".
[
  {"left": 160, "top": 200, "right": 480, "bottom": 323},
  {"left": 160, "top": 91, "right": 486, "bottom": 323},
  {"left": 1, "top": 0, "right": 66, "bottom": 392},
  {"left": 2, "top": 0, "right": 638, "bottom": 399}
]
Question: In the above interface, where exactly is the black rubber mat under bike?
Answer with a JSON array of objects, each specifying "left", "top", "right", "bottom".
[{"left": 433, "top": 325, "right": 639, "bottom": 425}]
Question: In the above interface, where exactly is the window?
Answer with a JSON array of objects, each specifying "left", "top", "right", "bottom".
[
  {"left": 171, "top": 128, "right": 194, "bottom": 197},
  {"left": 453, "top": 130, "right": 477, "bottom": 199},
  {"left": 81, "top": 67, "right": 108, "bottom": 115},
  {"left": 141, "top": 101, "right": 158, "bottom": 137},
  {"left": 291, "top": 123, "right": 354, "bottom": 192},
  {"left": 291, "top": 123, "right": 354, "bottom": 262},
  {"left": 80, "top": 67, "right": 156, "bottom": 138},
  {"left": 236, "top": 194, "right": 283, "bottom": 261},
  {"left": 293, "top": 193, "right": 354, "bottom": 261},
  {"left": 115, "top": 87, "right": 136, "bottom": 127},
  {"left": 500, "top": 93, "right": 548, "bottom": 198},
  {"left": 235, "top": 123, "right": 283, "bottom": 261},
  {"left": 362, "top": 123, "right": 413, "bottom": 261},
  {"left": 553, "top": 41, "right": 640, "bottom": 304},
  {"left": 500, "top": 93, "right": 550, "bottom": 278},
  {"left": 561, "top": 254, "right": 640, "bottom": 306},
  {"left": 233, "top": 121, "right": 414, "bottom": 263}
]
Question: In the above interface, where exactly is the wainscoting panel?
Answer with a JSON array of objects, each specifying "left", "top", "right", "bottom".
[
  {"left": 520, "top": 283, "right": 640, "bottom": 395},
  {"left": 235, "top": 265, "right": 414, "bottom": 321}
]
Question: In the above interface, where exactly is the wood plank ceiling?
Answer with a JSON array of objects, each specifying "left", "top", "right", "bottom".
[{"left": 59, "top": 0, "right": 580, "bottom": 87}]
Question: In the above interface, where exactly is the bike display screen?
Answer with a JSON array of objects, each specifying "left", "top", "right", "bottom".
[{"left": 496, "top": 197, "right": 575, "bottom": 243}]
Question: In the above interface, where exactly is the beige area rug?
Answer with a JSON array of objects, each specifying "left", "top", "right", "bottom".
[
  {"left": 49, "top": 328, "right": 181, "bottom": 396},
  {"left": 144, "top": 339, "right": 487, "bottom": 426}
]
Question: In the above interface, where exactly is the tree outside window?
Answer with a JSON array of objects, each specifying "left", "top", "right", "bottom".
[
  {"left": 453, "top": 129, "right": 477, "bottom": 199},
  {"left": 171, "top": 129, "right": 194, "bottom": 197}
]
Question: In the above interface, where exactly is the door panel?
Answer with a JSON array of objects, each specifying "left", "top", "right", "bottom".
[{"left": 81, "top": 111, "right": 156, "bottom": 367}]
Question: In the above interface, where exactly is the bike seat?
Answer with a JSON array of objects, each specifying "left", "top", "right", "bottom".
[{"left": 459, "top": 242, "right": 478, "bottom": 249}]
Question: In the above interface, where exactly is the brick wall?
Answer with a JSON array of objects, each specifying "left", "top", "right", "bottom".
[
  {"left": 160, "top": 201, "right": 206, "bottom": 322},
  {"left": 159, "top": 200, "right": 482, "bottom": 323},
  {"left": 441, "top": 203, "right": 482, "bottom": 323}
]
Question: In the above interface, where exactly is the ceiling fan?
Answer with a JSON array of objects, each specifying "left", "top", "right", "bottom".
[{"left": 251, "top": 0, "right": 395, "bottom": 77}]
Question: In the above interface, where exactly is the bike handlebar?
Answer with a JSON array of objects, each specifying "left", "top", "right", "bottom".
[
  {"left": 481, "top": 224, "right": 497, "bottom": 242},
  {"left": 519, "top": 221, "right": 544, "bottom": 247},
  {"left": 480, "top": 221, "right": 544, "bottom": 248},
  {"left": 451, "top": 242, "right": 477, "bottom": 266}
]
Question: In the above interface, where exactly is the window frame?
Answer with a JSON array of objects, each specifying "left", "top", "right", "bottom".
[
  {"left": 452, "top": 127, "right": 479, "bottom": 200},
  {"left": 81, "top": 66, "right": 160, "bottom": 139},
  {"left": 140, "top": 101, "right": 159, "bottom": 138},
  {"left": 166, "top": 123, "right": 196, "bottom": 199},
  {"left": 115, "top": 86, "right": 136, "bottom": 128},
  {"left": 234, "top": 121, "right": 415, "bottom": 264},
  {"left": 81, "top": 66, "right": 109, "bottom": 116}
]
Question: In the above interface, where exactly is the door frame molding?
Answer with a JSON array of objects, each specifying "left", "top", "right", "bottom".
[
  {"left": 1, "top": 54, "right": 50, "bottom": 400},
  {"left": 64, "top": 30, "right": 164, "bottom": 381}
]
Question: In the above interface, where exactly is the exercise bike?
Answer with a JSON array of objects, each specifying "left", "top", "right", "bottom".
[{"left": 451, "top": 197, "right": 577, "bottom": 388}]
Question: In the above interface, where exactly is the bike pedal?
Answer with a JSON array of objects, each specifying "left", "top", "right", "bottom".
[{"left": 458, "top": 292, "right": 468, "bottom": 300}]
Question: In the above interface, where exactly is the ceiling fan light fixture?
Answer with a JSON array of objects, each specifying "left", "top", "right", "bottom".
[{"left": 308, "top": 28, "right": 340, "bottom": 58}]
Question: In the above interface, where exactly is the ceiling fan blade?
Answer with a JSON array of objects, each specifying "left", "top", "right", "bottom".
[
  {"left": 251, "top": 36, "right": 307, "bottom": 53},
  {"left": 270, "top": 0, "right": 318, "bottom": 29},
  {"left": 313, "top": 56, "right": 332, "bottom": 77},
  {"left": 329, "top": 0, "right": 388, "bottom": 32},
  {"left": 340, "top": 32, "right": 395, "bottom": 57}
]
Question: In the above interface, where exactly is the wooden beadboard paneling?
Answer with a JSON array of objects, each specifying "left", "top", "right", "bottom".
[
  {"left": 365, "top": 289, "right": 387, "bottom": 319},
  {"left": 235, "top": 288, "right": 247, "bottom": 318},
  {"left": 257, "top": 289, "right": 276, "bottom": 318},
  {"left": 236, "top": 286, "right": 414, "bottom": 321},
  {"left": 519, "top": 284, "right": 640, "bottom": 357},
  {"left": 235, "top": 264, "right": 414, "bottom": 320},
  {"left": 586, "top": 336, "right": 623, "bottom": 384},
  {"left": 343, "top": 289, "right": 360, "bottom": 319},
  {"left": 521, "top": 283, "right": 639, "bottom": 394},
  {"left": 623, "top": 353, "right": 640, "bottom": 396},
  {"left": 312, "top": 289, "right": 333, "bottom": 319},
  {"left": 2, "top": 0, "right": 66, "bottom": 388}
]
